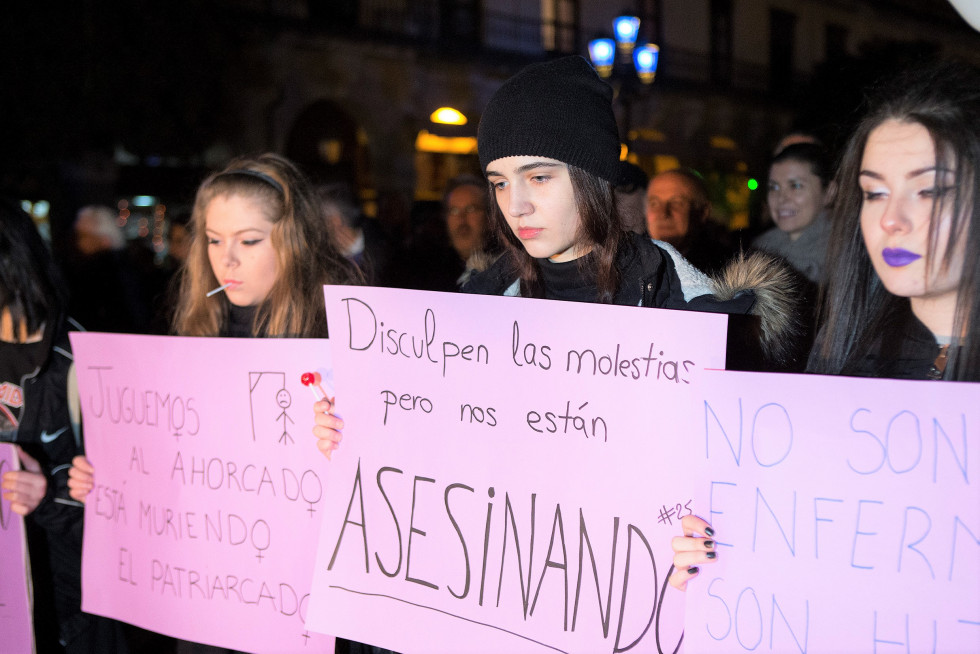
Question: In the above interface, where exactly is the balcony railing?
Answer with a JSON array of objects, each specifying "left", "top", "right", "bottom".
[
  {"left": 660, "top": 48, "right": 774, "bottom": 93},
  {"left": 484, "top": 9, "right": 548, "bottom": 55},
  {"left": 359, "top": 0, "right": 440, "bottom": 41},
  {"left": 227, "top": 1, "right": 785, "bottom": 96}
]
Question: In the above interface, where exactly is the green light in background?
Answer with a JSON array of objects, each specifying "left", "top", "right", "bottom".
[{"left": 747, "top": 178, "right": 758, "bottom": 191}]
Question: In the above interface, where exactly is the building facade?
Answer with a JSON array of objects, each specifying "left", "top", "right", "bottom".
[
  {"left": 207, "top": 0, "right": 979, "bottom": 233},
  {"left": 7, "top": 1, "right": 978, "bottom": 242}
]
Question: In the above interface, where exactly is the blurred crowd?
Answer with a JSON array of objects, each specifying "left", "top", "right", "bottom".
[{"left": 48, "top": 134, "right": 831, "bottom": 343}]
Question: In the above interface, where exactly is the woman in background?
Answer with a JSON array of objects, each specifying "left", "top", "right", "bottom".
[{"left": 752, "top": 142, "right": 833, "bottom": 285}]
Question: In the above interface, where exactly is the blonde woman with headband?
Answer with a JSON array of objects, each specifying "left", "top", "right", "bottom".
[{"left": 69, "top": 155, "right": 358, "bottom": 489}]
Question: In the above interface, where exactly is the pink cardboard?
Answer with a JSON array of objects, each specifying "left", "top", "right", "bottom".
[
  {"left": 0, "top": 443, "right": 34, "bottom": 654},
  {"left": 306, "top": 286, "right": 730, "bottom": 653},
  {"left": 685, "top": 370, "right": 980, "bottom": 652},
  {"left": 69, "top": 333, "right": 336, "bottom": 653}
]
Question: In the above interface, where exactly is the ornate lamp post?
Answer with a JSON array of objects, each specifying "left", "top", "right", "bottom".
[{"left": 588, "top": 15, "right": 659, "bottom": 155}]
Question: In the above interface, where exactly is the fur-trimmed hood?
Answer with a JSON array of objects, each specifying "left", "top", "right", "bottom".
[
  {"left": 457, "top": 249, "right": 503, "bottom": 288},
  {"left": 710, "top": 250, "right": 807, "bottom": 370}
]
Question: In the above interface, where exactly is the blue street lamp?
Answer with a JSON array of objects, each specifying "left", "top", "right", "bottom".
[
  {"left": 587, "top": 15, "right": 661, "bottom": 156},
  {"left": 633, "top": 43, "right": 659, "bottom": 84},
  {"left": 588, "top": 38, "right": 616, "bottom": 77},
  {"left": 589, "top": 15, "right": 659, "bottom": 85},
  {"left": 613, "top": 15, "right": 640, "bottom": 51}
]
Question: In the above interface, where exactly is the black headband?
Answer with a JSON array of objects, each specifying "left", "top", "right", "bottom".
[{"left": 212, "top": 169, "right": 284, "bottom": 195}]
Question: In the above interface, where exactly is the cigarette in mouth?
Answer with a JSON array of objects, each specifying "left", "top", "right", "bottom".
[{"left": 206, "top": 283, "right": 232, "bottom": 297}]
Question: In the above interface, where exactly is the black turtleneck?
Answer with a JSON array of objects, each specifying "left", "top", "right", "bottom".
[
  {"left": 537, "top": 253, "right": 598, "bottom": 302},
  {"left": 223, "top": 304, "right": 257, "bottom": 337}
]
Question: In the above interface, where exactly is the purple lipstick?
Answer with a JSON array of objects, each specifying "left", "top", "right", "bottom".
[{"left": 882, "top": 248, "right": 922, "bottom": 267}]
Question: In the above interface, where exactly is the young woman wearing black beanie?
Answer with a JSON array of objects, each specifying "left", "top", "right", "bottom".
[{"left": 463, "top": 55, "right": 802, "bottom": 371}]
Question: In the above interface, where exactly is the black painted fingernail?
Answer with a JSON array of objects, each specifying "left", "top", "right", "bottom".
[
  {"left": 704, "top": 540, "right": 714, "bottom": 549},
  {"left": 705, "top": 526, "right": 715, "bottom": 537},
  {"left": 688, "top": 567, "right": 699, "bottom": 575},
  {"left": 705, "top": 552, "right": 717, "bottom": 559}
]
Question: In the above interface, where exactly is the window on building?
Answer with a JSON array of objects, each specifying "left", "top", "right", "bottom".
[
  {"left": 710, "top": 0, "right": 733, "bottom": 86},
  {"left": 439, "top": 0, "right": 481, "bottom": 49},
  {"left": 308, "top": 0, "right": 359, "bottom": 29},
  {"left": 769, "top": 9, "right": 796, "bottom": 96},
  {"left": 825, "top": 23, "right": 848, "bottom": 63},
  {"left": 636, "top": 0, "right": 663, "bottom": 48},
  {"left": 542, "top": 0, "right": 579, "bottom": 54}
]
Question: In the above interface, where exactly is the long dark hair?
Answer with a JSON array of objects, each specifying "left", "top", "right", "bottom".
[
  {"left": 0, "top": 199, "right": 67, "bottom": 339},
  {"left": 488, "top": 164, "right": 622, "bottom": 303},
  {"left": 809, "top": 59, "right": 980, "bottom": 380}
]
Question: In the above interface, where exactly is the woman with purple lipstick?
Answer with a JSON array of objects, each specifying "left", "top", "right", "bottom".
[
  {"left": 671, "top": 59, "right": 980, "bottom": 594},
  {"left": 807, "top": 59, "right": 980, "bottom": 381}
]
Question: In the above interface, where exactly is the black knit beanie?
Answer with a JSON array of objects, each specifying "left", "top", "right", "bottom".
[{"left": 478, "top": 55, "right": 621, "bottom": 182}]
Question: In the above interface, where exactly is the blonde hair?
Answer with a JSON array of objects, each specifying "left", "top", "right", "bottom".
[{"left": 173, "top": 153, "right": 361, "bottom": 337}]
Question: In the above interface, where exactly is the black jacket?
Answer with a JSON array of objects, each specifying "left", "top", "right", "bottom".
[
  {"left": 14, "top": 312, "right": 84, "bottom": 525},
  {"left": 839, "top": 302, "right": 949, "bottom": 380},
  {"left": 13, "top": 314, "right": 125, "bottom": 650},
  {"left": 463, "top": 233, "right": 805, "bottom": 371}
]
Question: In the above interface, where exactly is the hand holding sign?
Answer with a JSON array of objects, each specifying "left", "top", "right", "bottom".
[
  {"left": 68, "top": 454, "right": 95, "bottom": 503},
  {"left": 668, "top": 514, "right": 716, "bottom": 591},
  {"left": 312, "top": 399, "right": 343, "bottom": 460},
  {"left": 305, "top": 370, "right": 343, "bottom": 460},
  {"left": 0, "top": 446, "right": 47, "bottom": 515}
]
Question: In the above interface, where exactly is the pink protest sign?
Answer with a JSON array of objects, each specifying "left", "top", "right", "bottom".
[
  {"left": 0, "top": 443, "right": 34, "bottom": 654},
  {"left": 306, "top": 286, "right": 730, "bottom": 653},
  {"left": 69, "top": 333, "right": 336, "bottom": 653},
  {"left": 685, "top": 370, "right": 980, "bottom": 652}
]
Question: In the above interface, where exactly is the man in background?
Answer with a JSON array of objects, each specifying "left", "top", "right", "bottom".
[{"left": 645, "top": 168, "right": 735, "bottom": 274}]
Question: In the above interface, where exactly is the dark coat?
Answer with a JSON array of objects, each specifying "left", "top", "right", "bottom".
[
  {"left": 463, "top": 233, "right": 805, "bottom": 371},
  {"left": 14, "top": 314, "right": 134, "bottom": 652},
  {"left": 837, "top": 302, "right": 949, "bottom": 380}
]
